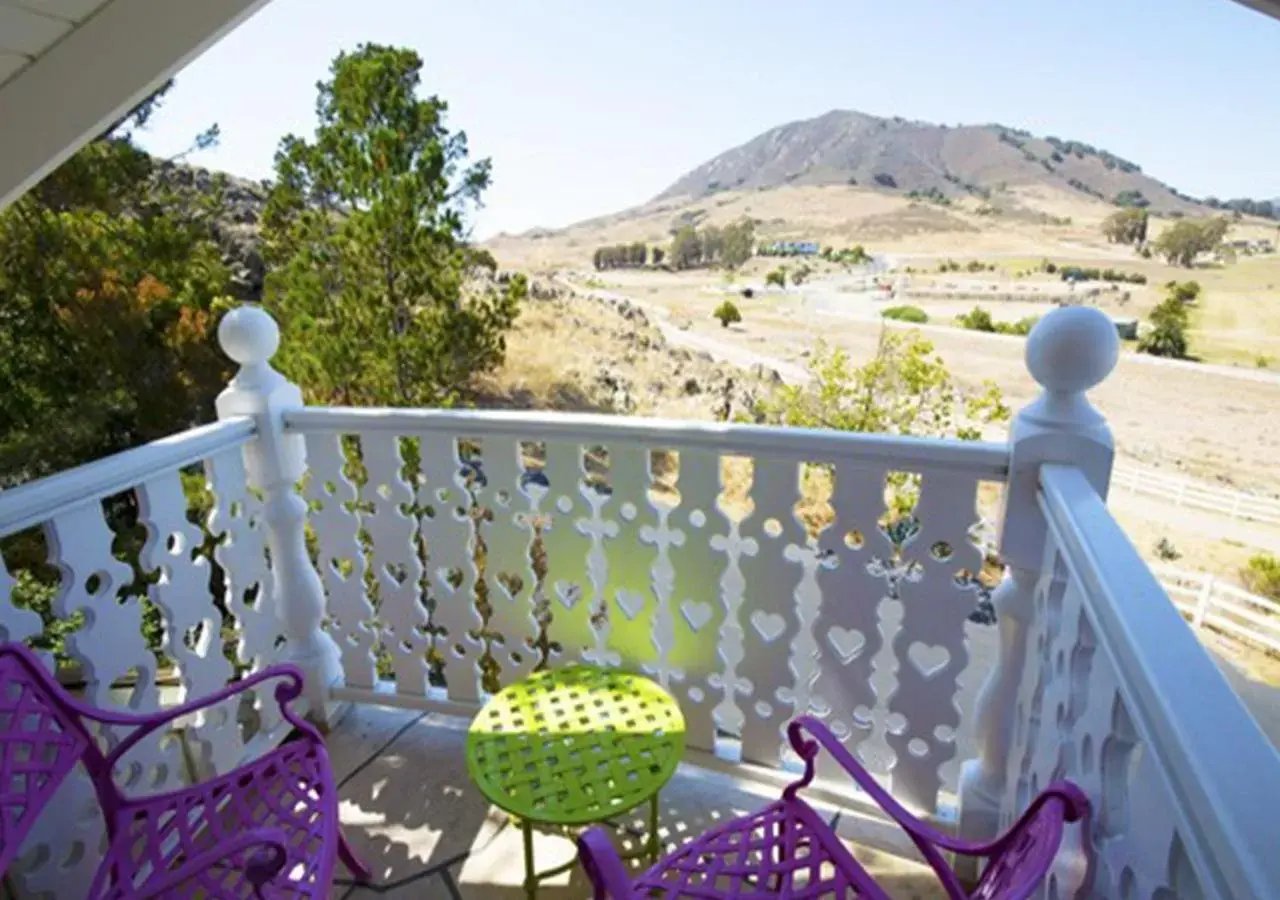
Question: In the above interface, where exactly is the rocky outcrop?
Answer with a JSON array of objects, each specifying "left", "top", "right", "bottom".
[{"left": 152, "top": 160, "right": 269, "bottom": 303}]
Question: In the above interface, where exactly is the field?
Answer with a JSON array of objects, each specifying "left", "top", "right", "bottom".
[{"left": 486, "top": 181, "right": 1280, "bottom": 612}]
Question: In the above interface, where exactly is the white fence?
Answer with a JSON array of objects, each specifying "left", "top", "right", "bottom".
[
  {"left": 1112, "top": 464, "right": 1280, "bottom": 527},
  {"left": 1152, "top": 562, "right": 1280, "bottom": 655}
]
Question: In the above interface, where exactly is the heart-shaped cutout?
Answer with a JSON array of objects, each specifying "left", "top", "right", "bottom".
[
  {"left": 615, "top": 591, "right": 645, "bottom": 621},
  {"left": 750, "top": 610, "right": 786, "bottom": 643},
  {"left": 827, "top": 627, "right": 866, "bottom": 664},
  {"left": 680, "top": 600, "right": 713, "bottom": 632},
  {"left": 555, "top": 582, "right": 580, "bottom": 610},
  {"left": 908, "top": 641, "right": 950, "bottom": 679}
]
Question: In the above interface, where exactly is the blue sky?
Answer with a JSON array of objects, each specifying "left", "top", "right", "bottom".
[{"left": 137, "top": 0, "right": 1280, "bottom": 239}]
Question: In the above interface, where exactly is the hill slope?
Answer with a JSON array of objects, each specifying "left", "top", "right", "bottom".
[{"left": 657, "top": 110, "right": 1200, "bottom": 213}]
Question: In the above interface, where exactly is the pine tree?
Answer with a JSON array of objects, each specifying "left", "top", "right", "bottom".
[{"left": 262, "top": 44, "right": 524, "bottom": 407}]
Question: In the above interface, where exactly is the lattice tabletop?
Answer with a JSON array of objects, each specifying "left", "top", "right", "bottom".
[{"left": 466, "top": 665, "right": 686, "bottom": 827}]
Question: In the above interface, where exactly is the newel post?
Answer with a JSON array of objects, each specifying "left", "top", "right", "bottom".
[
  {"left": 216, "top": 306, "right": 344, "bottom": 726},
  {"left": 958, "top": 307, "right": 1119, "bottom": 853}
]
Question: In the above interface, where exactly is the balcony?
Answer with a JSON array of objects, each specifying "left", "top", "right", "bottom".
[{"left": 1, "top": 304, "right": 1277, "bottom": 899}]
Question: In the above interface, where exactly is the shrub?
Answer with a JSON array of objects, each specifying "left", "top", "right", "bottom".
[
  {"left": 765, "top": 268, "right": 787, "bottom": 289},
  {"left": 881, "top": 305, "right": 929, "bottom": 324},
  {"left": 1167, "top": 280, "right": 1202, "bottom": 303},
  {"left": 1137, "top": 293, "right": 1189, "bottom": 358},
  {"left": 1242, "top": 554, "right": 1280, "bottom": 601},
  {"left": 1154, "top": 537, "right": 1181, "bottom": 561},
  {"left": 956, "top": 307, "right": 996, "bottom": 332},
  {"left": 713, "top": 300, "right": 742, "bottom": 328}
]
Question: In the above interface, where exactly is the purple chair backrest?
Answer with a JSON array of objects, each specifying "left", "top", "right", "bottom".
[
  {"left": 0, "top": 648, "right": 94, "bottom": 876},
  {"left": 971, "top": 786, "right": 1084, "bottom": 900}
]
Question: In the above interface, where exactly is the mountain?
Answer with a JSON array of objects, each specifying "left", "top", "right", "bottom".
[{"left": 656, "top": 110, "right": 1201, "bottom": 213}]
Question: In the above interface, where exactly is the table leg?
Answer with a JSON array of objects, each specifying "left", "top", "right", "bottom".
[
  {"left": 647, "top": 792, "right": 661, "bottom": 864},
  {"left": 522, "top": 819, "right": 537, "bottom": 900}
]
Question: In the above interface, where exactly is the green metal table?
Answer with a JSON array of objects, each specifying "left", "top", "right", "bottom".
[{"left": 465, "top": 665, "right": 686, "bottom": 898}]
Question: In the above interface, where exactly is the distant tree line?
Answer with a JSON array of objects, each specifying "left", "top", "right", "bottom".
[
  {"left": 1058, "top": 265, "right": 1147, "bottom": 285},
  {"left": 1201, "top": 197, "right": 1279, "bottom": 221},
  {"left": 592, "top": 242, "right": 653, "bottom": 270},
  {"left": 669, "top": 218, "right": 755, "bottom": 270}
]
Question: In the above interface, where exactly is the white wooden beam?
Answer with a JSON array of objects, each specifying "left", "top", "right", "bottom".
[{"left": 0, "top": 0, "right": 275, "bottom": 211}]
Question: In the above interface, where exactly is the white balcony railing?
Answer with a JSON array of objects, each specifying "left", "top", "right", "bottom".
[{"left": 0, "top": 304, "right": 1277, "bottom": 898}]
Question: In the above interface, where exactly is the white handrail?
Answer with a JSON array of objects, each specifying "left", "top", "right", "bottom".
[
  {"left": 1039, "top": 464, "right": 1280, "bottom": 900},
  {"left": 0, "top": 417, "right": 256, "bottom": 537},
  {"left": 284, "top": 407, "right": 1011, "bottom": 479}
]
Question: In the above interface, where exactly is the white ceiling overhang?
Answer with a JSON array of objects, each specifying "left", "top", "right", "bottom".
[{"left": 0, "top": 0, "right": 273, "bottom": 211}]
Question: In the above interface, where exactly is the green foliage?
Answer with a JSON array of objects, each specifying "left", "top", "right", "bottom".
[
  {"left": 712, "top": 300, "right": 742, "bottom": 328},
  {"left": 719, "top": 219, "right": 756, "bottom": 269},
  {"left": 872, "top": 173, "right": 897, "bottom": 189},
  {"left": 669, "top": 225, "right": 703, "bottom": 269},
  {"left": 821, "top": 245, "right": 870, "bottom": 265},
  {"left": 0, "top": 83, "right": 233, "bottom": 484},
  {"left": 906, "top": 187, "right": 950, "bottom": 206},
  {"left": 1113, "top": 189, "right": 1150, "bottom": 209},
  {"left": 757, "top": 332, "right": 1009, "bottom": 442},
  {"left": 593, "top": 242, "right": 648, "bottom": 269},
  {"left": 1154, "top": 217, "right": 1230, "bottom": 267},
  {"left": 956, "top": 307, "right": 1038, "bottom": 336},
  {"left": 262, "top": 44, "right": 524, "bottom": 407},
  {"left": 666, "top": 219, "right": 753, "bottom": 270},
  {"left": 1059, "top": 266, "right": 1146, "bottom": 285},
  {"left": 1101, "top": 208, "right": 1149, "bottom": 245},
  {"left": 765, "top": 267, "right": 787, "bottom": 289},
  {"left": 1241, "top": 554, "right": 1280, "bottom": 601},
  {"left": 791, "top": 263, "right": 813, "bottom": 286},
  {"left": 1166, "top": 280, "right": 1202, "bottom": 303},
  {"left": 1137, "top": 292, "right": 1190, "bottom": 359},
  {"left": 881, "top": 305, "right": 928, "bottom": 324},
  {"left": 956, "top": 307, "right": 996, "bottom": 332}
]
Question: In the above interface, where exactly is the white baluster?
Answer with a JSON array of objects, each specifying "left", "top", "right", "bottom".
[
  {"left": 478, "top": 438, "right": 539, "bottom": 685},
  {"left": 216, "top": 306, "right": 343, "bottom": 725},
  {"left": 959, "top": 306, "right": 1118, "bottom": 848},
  {"left": 361, "top": 433, "right": 428, "bottom": 695},
  {"left": 137, "top": 469, "right": 235, "bottom": 773},
  {"left": 737, "top": 457, "right": 804, "bottom": 767}
]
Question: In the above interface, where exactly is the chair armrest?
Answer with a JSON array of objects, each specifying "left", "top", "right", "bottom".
[
  {"left": 578, "top": 827, "right": 634, "bottom": 898},
  {"left": 786, "top": 718, "right": 1088, "bottom": 861},
  {"left": 134, "top": 826, "right": 289, "bottom": 899},
  {"left": 99, "top": 665, "right": 318, "bottom": 773}
]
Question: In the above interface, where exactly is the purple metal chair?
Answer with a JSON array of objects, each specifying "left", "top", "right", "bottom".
[
  {"left": 578, "top": 716, "right": 1089, "bottom": 899},
  {"left": 0, "top": 642, "right": 369, "bottom": 898}
]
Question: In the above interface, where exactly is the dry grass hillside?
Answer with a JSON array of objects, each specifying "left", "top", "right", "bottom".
[{"left": 654, "top": 109, "right": 1204, "bottom": 213}]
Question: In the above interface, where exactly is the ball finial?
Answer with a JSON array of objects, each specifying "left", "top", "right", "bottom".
[
  {"left": 218, "top": 305, "right": 280, "bottom": 366},
  {"left": 1025, "top": 306, "right": 1119, "bottom": 395}
]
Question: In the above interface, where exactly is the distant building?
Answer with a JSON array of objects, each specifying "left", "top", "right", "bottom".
[{"left": 760, "top": 240, "right": 821, "bottom": 257}]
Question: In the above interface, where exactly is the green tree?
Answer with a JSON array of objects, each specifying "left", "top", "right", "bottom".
[
  {"left": 1166, "top": 280, "right": 1202, "bottom": 303},
  {"left": 0, "top": 83, "right": 232, "bottom": 483},
  {"left": 1101, "top": 208, "right": 1149, "bottom": 245},
  {"left": 669, "top": 225, "right": 703, "bottom": 269},
  {"left": 701, "top": 225, "right": 724, "bottom": 264},
  {"left": 262, "top": 44, "right": 524, "bottom": 407},
  {"left": 1138, "top": 293, "right": 1190, "bottom": 359},
  {"left": 713, "top": 300, "right": 742, "bottom": 328},
  {"left": 1154, "top": 217, "right": 1230, "bottom": 267},
  {"left": 956, "top": 307, "right": 996, "bottom": 332},
  {"left": 758, "top": 332, "right": 1009, "bottom": 441},
  {"left": 720, "top": 218, "right": 756, "bottom": 269},
  {"left": 651, "top": 246, "right": 665, "bottom": 266},
  {"left": 765, "top": 267, "right": 787, "bottom": 289},
  {"left": 629, "top": 242, "right": 647, "bottom": 266},
  {"left": 1241, "top": 554, "right": 1280, "bottom": 602}
]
